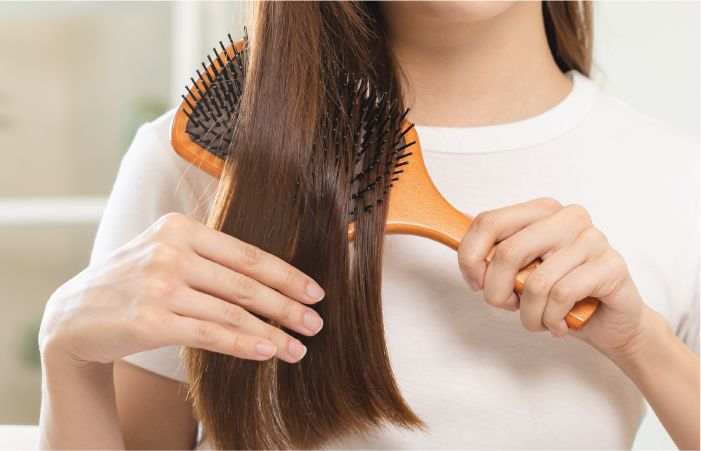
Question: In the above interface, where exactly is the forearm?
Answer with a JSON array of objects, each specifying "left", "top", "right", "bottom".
[
  {"left": 611, "top": 307, "right": 699, "bottom": 450},
  {"left": 39, "top": 345, "right": 125, "bottom": 450}
]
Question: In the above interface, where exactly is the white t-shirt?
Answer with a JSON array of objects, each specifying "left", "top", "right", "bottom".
[{"left": 92, "top": 72, "right": 699, "bottom": 449}]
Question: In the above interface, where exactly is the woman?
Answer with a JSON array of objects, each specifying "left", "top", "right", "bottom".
[{"left": 39, "top": 2, "right": 698, "bottom": 449}]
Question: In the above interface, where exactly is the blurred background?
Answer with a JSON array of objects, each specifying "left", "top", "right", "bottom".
[{"left": 0, "top": 1, "right": 697, "bottom": 449}]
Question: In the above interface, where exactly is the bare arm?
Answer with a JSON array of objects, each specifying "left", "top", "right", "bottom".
[
  {"left": 39, "top": 350, "right": 123, "bottom": 449},
  {"left": 611, "top": 308, "right": 699, "bottom": 450},
  {"left": 114, "top": 361, "right": 197, "bottom": 450},
  {"left": 39, "top": 357, "right": 196, "bottom": 450}
]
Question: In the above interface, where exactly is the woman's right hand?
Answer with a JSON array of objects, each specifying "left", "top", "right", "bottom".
[{"left": 39, "top": 212, "right": 325, "bottom": 367}]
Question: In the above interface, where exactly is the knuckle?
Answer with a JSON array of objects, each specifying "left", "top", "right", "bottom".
[
  {"left": 550, "top": 283, "right": 573, "bottom": 305},
  {"left": 235, "top": 275, "right": 257, "bottom": 304},
  {"left": 472, "top": 211, "right": 497, "bottom": 234},
  {"left": 154, "top": 212, "right": 191, "bottom": 239},
  {"left": 457, "top": 251, "right": 479, "bottom": 272},
  {"left": 266, "top": 327, "right": 282, "bottom": 343},
  {"left": 229, "top": 332, "right": 244, "bottom": 353},
  {"left": 143, "top": 277, "right": 177, "bottom": 301},
  {"left": 223, "top": 304, "right": 247, "bottom": 327},
  {"left": 194, "top": 323, "right": 217, "bottom": 346},
  {"left": 580, "top": 226, "right": 606, "bottom": 245},
  {"left": 609, "top": 250, "right": 627, "bottom": 270},
  {"left": 240, "top": 243, "right": 263, "bottom": 267},
  {"left": 537, "top": 197, "right": 562, "bottom": 211},
  {"left": 604, "top": 250, "right": 628, "bottom": 276},
  {"left": 524, "top": 272, "right": 549, "bottom": 299},
  {"left": 493, "top": 241, "right": 521, "bottom": 266},
  {"left": 284, "top": 269, "right": 302, "bottom": 291},
  {"left": 279, "top": 300, "right": 294, "bottom": 322},
  {"left": 565, "top": 204, "right": 591, "bottom": 224}
]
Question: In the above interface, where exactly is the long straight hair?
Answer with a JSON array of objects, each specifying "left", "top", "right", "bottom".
[{"left": 182, "top": 2, "right": 593, "bottom": 449}]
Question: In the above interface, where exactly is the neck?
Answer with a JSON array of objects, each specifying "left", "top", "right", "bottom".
[{"left": 381, "top": 2, "right": 572, "bottom": 127}]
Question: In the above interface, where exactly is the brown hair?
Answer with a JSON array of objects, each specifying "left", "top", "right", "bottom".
[
  {"left": 182, "top": 2, "right": 594, "bottom": 449},
  {"left": 543, "top": 1, "right": 593, "bottom": 75}
]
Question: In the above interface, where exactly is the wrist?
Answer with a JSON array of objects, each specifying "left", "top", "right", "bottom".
[
  {"left": 607, "top": 305, "right": 677, "bottom": 377},
  {"left": 39, "top": 338, "right": 121, "bottom": 450},
  {"left": 40, "top": 337, "right": 112, "bottom": 378}
]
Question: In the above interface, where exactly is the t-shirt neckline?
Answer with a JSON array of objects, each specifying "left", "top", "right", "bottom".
[{"left": 414, "top": 71, "right": 597, "bottom": 154}]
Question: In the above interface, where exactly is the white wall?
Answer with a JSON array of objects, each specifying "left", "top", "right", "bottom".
[
  {"left": 593, "top": 1, "right": 699, "bottom": 137},
  {"left": 170, "top": 1, "right": 251, "bottom": 106}
]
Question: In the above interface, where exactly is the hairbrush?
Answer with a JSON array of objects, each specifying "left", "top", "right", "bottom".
[{"left": 170, "top": 35, "right": 598, "bottom": 329}]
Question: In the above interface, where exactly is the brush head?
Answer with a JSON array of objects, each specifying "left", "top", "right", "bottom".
[
  {"left": 181, "top": 33, "right": 247, "bottom": 160},
  {"left": 172, "top": 33, "right": 415, "bottom": 221}
]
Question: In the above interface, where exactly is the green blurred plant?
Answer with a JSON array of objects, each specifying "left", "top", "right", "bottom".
[
  {"left": 0, "top": 90, "right": 11, "bottom": 131},
  {"left": 18, "top": 318, "right": 41, "bottom": 369},
  {"left": 125, "top": 97, "right": 169, "bottom": 147},
  {"left": 0, "top": 114, "right": 12, "bottom": 131}
]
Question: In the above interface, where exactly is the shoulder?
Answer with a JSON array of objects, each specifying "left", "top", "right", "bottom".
[
  {"left": 124, "top": 108, "right": 204, "bottom": 181},
  {"left": 580, "top": 74, "right": 697, "bottom": 173},
  {"left": 91, "top": 108, "right": 218, "bottom": 262},
  {"left": 571, "top": 73, "right": 698, "bottom": 213},
  {"left": 563, "top": 75, "right": 698, "bottom": 343},
  {"left": 118, "top": 107, "right": 218, "bottom": 219}
]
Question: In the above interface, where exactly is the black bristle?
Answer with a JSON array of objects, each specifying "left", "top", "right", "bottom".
[
  {"left": 181, "top": 95, "right": 196, "bottom": 114},
  {"left": 181, "top": 31, "right": 415, "bottom": 221}
]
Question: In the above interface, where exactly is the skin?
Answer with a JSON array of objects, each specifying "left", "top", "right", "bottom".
[
  {"left": 39, "top": 213, "right": 325, "bottom": 448},
  {"left": 39, "top": 1, "right": 699, "bottom": 449}
]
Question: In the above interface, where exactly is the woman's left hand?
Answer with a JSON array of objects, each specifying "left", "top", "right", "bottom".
[{"left": 457, "top": 197, "right": 648, "bottom": 358}]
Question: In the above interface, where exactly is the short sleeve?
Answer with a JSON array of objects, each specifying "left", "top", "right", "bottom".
[{"left": 91, "top": 108, "right": 218, "bottom": 382}]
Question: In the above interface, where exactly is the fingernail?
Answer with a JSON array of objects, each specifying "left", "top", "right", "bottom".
[
  {"left": 288, "top": 339, "right": 307, "bottom": 360},
  {"left": 255, "top": 342, "right": 276, "bottom": 358},
  {"left": 303, "top": 311, "right": 323, "bottom": 334},
  {"left": 306, "top": 281, "right": 325, "bottom": 302},
  {"left": 468, "top": 280, "right": 480, "bottom": 292}
]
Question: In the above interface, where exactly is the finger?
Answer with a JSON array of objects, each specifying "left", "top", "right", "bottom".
[
  {"left": 519, "top": 227, "right": 609, "bottom": 332},
  {"left": 159, "top": 314, "right": 277, "bottom": 360},
  {"left": 189, "top": 221, "right": 325, "bottom": 304},
  {"left": 185, "top": 255, "right": 324, "bottom": 337},
  {"left": 483, "top": 204, "right": 591, "bottom": 309},
  {"left": 484, "top": 205, "right": 594, "bottom": 309},
  {"left": 542, "top": 250, "right": 626, "bottom": 337},
  {"left": 169, "top": 288, "right": 308, "bottom": 363},
  {"left": 458, "top": 197, "right": 562, "bottom": 290}
]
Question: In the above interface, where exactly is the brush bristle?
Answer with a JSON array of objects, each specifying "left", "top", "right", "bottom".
[
  {"left": 179, "top": 33, "right": 414, "bottom": 219},
  {"left": 181, "top": 34, "right": 247, "bottom": 158}
]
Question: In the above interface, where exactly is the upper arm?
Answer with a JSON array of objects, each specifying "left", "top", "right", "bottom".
[{"left": 114, "top": 360, "right": 197, "bottom": 450}]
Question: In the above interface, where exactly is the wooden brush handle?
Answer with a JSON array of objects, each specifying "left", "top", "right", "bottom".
[{"left": 404, "top": 211, "right": 598, "bottom": 329}]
